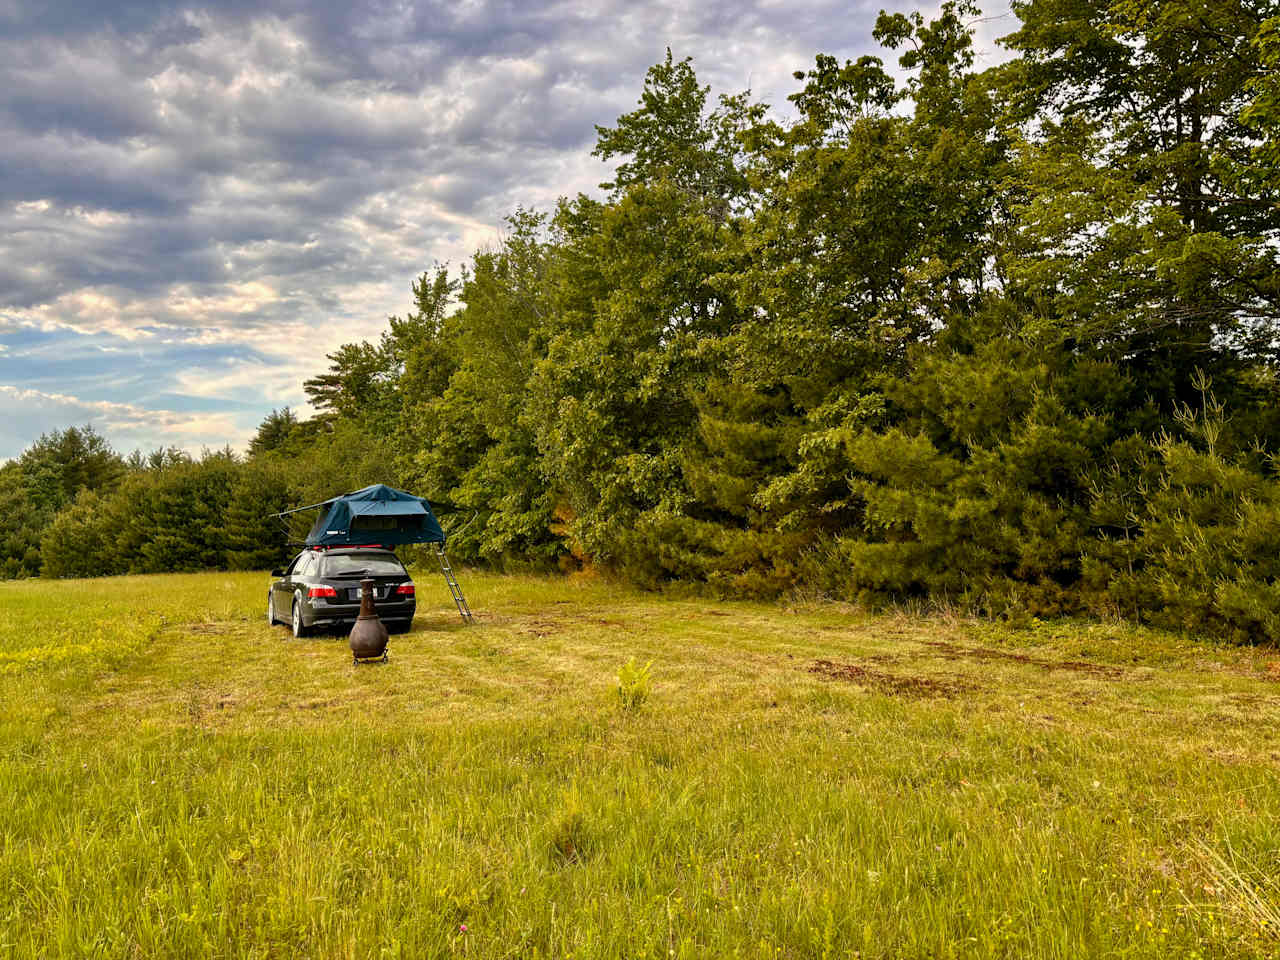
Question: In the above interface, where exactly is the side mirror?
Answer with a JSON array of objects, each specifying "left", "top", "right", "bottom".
[{"left": 271, "top": 568, "right": 285, "bottom": 577}]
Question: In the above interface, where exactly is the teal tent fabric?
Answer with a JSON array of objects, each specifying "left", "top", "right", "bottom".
[{"left": 303, "top": 484, "right": 445, "bottom": 546}]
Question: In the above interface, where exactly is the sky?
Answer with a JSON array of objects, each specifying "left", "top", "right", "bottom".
[{"left": 0, "top": 0, "right": 1013, "bottom": 461}]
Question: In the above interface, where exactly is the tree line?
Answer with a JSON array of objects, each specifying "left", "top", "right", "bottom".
[{"left": 4, "top": 0, "right": 1279, "bottom": 641}]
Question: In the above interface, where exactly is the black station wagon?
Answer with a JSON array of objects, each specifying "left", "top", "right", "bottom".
[{"left": 268, "top": 546, "right": 416, "bottom": 637}]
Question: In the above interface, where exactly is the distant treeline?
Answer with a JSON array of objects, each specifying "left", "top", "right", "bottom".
[{"left": 4, "top": 0, "right": 1279, "bottom": 641}]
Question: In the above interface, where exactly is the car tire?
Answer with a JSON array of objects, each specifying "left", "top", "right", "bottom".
[
  {"left": 291, "top": 598, "right": 309, "bottom": 638},
  {"left": 267, "top": 592, "right": 278, "bottom": 626}
]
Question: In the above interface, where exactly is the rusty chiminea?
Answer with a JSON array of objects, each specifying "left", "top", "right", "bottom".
[{"left": 349, "top": 577, "right": 390, "bottom": 663}]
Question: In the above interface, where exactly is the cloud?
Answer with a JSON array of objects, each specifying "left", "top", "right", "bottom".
[
  {"left": 0, "top": 0, "right": 1011, "bottom": 459},
  {"left": 0, "top": 384, "right": 251, "bottom": 459},
  {"left": 170, "top": 357, "right": 315, "bottom": 408}
]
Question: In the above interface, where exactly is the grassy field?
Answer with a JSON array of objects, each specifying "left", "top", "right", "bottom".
[{"left": 2, "top": 570, "right": 1280, "bottom": 958}]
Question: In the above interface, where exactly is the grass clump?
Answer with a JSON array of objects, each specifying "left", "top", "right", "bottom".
[
  {"left": 617, "top": 656, "right": 653, "bottom": 712},
  {"left": 548, "top": 789, "right": 593, "bottom": 866},
  {"left": 1192, "top": 837, "right": 1280, "bottom": 941}
]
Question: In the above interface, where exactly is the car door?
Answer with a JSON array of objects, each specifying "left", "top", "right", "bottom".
[{"left": 276, "top": 551, "right": 304, "bottom": 606}]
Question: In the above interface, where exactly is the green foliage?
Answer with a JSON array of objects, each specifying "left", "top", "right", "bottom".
[
  {"left": 405, "top": 213, "right": 560, "bottom": 567},
  {"left": 0, "top": 426, "right": 125, "bottom": 578},
  {"left": 1243, "top": 15, "right": 1280, "bottom": 184},
  {"left": 222, "top": 461, "right": 292, "bottom": 571},
  {"left": 1083, "top": 378, "right": 1280, "bottom": 642},
  {"left": 40, "top": 451, "right": 240, "bottom": 577},
  {"left": 1002, "top": 0, "right": 1278, "bottom": 370},
  {"left": 616, "top": 657, "right": 654, "bottom": 712},
  {"left": 0, "top": 463, "right": 46, "bottom": 580},
  {"left": 38, "top": 490, "right": 121, "bottom": 579},
  {"left": 248, "top": 407, "right": 300, "bottom": 457}
]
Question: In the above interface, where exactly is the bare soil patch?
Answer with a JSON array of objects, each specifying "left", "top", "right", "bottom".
[
  {"left": 519, "top": 619, "right": 562, "bottom": 638},
  {"left": 808, "top": 659, "right": 973, "bottom": 699},
  {"left": 187, "top": 621, "right": 236, "bottom": 635}
]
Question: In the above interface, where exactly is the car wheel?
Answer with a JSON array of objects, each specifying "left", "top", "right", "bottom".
[
  {"left": 267, "top": 592, "right": 277, "bottom": 625},
  {"left": 291, "top": 598, "right": 308, "bottom": 638}
]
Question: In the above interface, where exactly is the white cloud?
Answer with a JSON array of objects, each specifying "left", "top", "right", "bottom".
[
  {"left": 170, "top": 359, "right": 311, "bottom": 408},
  {"left": 1, "top": 291, "right": 159, "bottom": 341},
  {"left": 0, "top": 384, "right": 251, "bottom": 458}
]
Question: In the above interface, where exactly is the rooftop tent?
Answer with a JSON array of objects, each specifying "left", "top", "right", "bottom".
[{"left": 301, "top": 484, "right": 445, "bottom": 547}]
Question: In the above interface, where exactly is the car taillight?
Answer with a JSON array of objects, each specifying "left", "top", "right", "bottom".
[
  {"left": 395, "top": 583, "right": 415, "bottom": 596},
  {"left": 308, "top": 586, "right": 337, "bottom": 598}
]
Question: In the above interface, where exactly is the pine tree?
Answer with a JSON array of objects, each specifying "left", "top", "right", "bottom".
[{"left": 222, "top": 462, "right": 292, "bottom": 570}]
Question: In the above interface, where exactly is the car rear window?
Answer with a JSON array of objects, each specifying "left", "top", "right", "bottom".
[{"left": 321, "top": 553, "right": 406, "bottom": 577}]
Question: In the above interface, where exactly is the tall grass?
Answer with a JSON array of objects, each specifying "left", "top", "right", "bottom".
[{"left": 2, "top": 570, "right": 1279, "bottom": 957}]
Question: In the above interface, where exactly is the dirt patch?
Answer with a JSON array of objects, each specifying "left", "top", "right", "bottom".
[
  {"left": 921, "top": 641, "right": 1125, "bottom": 678},
  {"left": 520, "top": 620, "right": 561, "bottom": 638},
  {"left": 187, "top": 621, "right": 236, "bottom": 635},
  {"left": 859, "top": 652, "right": 903, "bottom": 664},
  {"left": 808, "top": 659, "right": 973, "bottom": 699},
  {"left": 289, "top": 698, "right": 338, "bottom": 711}
]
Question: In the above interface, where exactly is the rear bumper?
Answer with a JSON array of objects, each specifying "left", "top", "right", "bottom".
[{"left": 304, "top": 600, "right": 415, "bottom": 627}]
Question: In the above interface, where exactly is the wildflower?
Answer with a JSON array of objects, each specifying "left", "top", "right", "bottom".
[{"left": 459, "top": 924, "right": 468, "bottom": 933}]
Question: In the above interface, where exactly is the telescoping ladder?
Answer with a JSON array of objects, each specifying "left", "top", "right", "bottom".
[{"left": 435, "top": 542, "right": 473, "bottom": 623}]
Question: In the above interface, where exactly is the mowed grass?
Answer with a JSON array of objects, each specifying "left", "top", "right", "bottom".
[{"left": 3, "top": 572, "right": 1280, "bottom": 958}]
